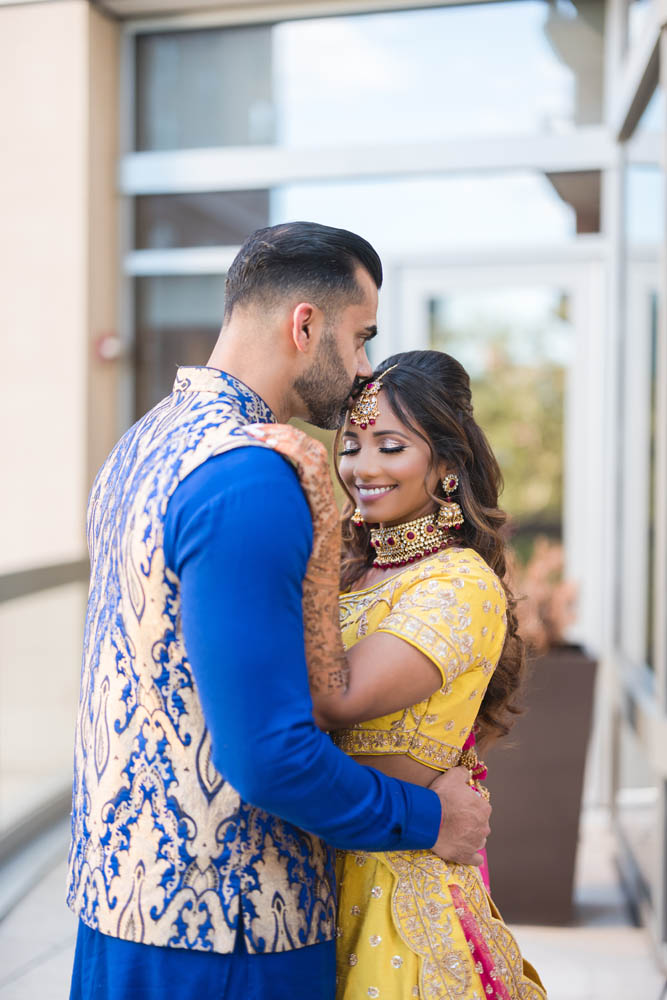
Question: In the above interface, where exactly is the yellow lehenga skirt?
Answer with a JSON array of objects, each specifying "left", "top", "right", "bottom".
[{"left": 335, "top": 849, "right": 546, "bottom": 1000}]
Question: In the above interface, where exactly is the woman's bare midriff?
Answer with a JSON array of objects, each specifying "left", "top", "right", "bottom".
[{"left": 351, "top": 753, "right": 441, "bottom": 788}]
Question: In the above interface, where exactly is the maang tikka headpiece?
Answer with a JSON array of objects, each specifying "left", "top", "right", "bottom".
[{"left": 349, "top": 365, "right": 398, "bottom": 429}]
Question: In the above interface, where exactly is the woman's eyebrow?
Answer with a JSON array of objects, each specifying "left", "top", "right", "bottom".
[{"left": 372, "top": 429, "right": 410, "bottom": 438}]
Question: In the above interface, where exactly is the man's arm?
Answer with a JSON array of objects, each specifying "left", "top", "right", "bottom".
[
  {"left": 240, "top": 425, "right": 490, "bottom": 864},
  {"left": 164, "top": 447, "right": 442, "bottom": 851}
]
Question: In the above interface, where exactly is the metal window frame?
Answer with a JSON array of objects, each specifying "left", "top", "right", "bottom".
[{"left": 607, "top": 0, "right": 667, "bottom": 962}]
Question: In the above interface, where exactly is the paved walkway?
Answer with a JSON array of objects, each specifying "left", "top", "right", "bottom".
[{"left": 0, "top": 810, "right": 664, "bottom": 999}]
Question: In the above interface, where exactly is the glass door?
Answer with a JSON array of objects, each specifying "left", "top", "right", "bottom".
[{"left": 391, "top": 254, "right": 607, "bottom": 657}]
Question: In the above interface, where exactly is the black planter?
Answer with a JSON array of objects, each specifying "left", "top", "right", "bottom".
[{"left": 484, "top": 643, "right": 597, "bottom": 925}]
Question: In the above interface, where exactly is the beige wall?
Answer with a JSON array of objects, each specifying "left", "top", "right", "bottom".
[
  {"left": 0, "top": 0, "right": 119, "bottom": 830},
  {"left": 88, "top": 4, "right": 121, "bottom": 486},
  {"left": 0, "top": 0, "right": 119, "bottom": 575}
]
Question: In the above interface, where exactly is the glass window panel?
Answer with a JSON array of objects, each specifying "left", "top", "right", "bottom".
[
  {"left": 135, "top": 26, "right": 275, "bottom": 151},
  {"left": 272, "top": 172, "right": 578, "bottom": 257},
  {"left": 626, "top": 166, "right": 663, "bottom": 244},
  {"left": 135, "top": 191, "right": 270, "bottom": 250},
  {"left": 617, "top": 276, "right": 659, "bottom": 668},
  {"left": 618, "top": 84, "right": 662, "bottom": 664},
  {"left": 134, "top": 2, "right": 604, "bottom": 152},
  {"left": 627, "top": 0, "right": 654, "bottom": 51},
  {"left": 134, "top": 275, "right": 225, "bottom": 416},
  {"left": 616, "top": 719, "right": 659, "bottom": 903},
  {"left": 428, "top": 286, "right": 572, "bottom": 552},
  {"left": 646, "top": 293, "right": 658, "bottom": 669},
  {"left": 634, "top": 84, "right": 665, "bottom": 135},
  {"left": 625, "top": 84, "right": 664, "bottom": 244},
  {"left": 274, "top": 1, "right": 604, "bottom": 145}
]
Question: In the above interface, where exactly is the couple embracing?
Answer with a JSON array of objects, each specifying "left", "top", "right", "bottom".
[{"left": 67, "top": 222, "right": 546, "bottom": 999}]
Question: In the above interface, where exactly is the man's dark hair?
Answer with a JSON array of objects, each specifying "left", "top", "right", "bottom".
[{"left": 223, "top": 221, "right": 383, "bottom": 322}]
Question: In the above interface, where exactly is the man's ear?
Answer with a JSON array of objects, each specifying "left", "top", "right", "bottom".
[{"left": 291, "top": 302, "right": 317, "bottom": 355}]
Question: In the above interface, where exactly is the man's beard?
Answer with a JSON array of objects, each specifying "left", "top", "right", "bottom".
[{"left": 292, "top": 328, "right": 356, "bottom": 430}]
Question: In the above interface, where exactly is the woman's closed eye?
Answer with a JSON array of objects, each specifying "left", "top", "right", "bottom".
[
  {"left": 377, "top": 437, "right": 407, "bottom": 453},
  {"left": 339, "top": 440, "right": 407, "bottom": 457}
]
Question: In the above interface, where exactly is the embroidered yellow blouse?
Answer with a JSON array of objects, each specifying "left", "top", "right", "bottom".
[{"left": 334, "top": 546, "right": 507, "bottom": 771}]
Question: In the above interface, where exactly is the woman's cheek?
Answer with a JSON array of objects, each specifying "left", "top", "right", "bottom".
[{"left": 338, "top": 459, "right": 354, "bottom": 491}]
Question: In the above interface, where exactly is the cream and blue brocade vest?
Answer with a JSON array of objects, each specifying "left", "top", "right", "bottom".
[{"left": 67, "top": 367, "right": 335, "bottom": 954}]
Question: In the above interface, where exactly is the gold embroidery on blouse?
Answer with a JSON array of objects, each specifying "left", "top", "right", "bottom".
[
  {"left": 336, "top": 549, "right": 507, "bottom": 774},
  {"left": 333, "top": 728, "right": 462, "bottom": 769}
]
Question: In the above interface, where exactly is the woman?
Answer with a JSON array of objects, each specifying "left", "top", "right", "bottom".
[{"left": 256, "top": 350, "right": 546, "bottom": 1000}]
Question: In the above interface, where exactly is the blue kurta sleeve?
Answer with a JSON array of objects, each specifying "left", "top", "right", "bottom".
[{"left": 163, "top": 446, "right": 441, "bottom": 851}]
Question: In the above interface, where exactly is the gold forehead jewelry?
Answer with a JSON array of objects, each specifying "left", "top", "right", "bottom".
[{"left": 349, "top": 365, "right": 399, "bottom": 429}]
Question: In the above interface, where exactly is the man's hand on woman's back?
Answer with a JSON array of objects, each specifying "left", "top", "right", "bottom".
[{"left": 430, "top": 765, "right": 491, "bottom": 866}]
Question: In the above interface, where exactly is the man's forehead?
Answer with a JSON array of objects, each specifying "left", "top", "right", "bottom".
[{"left": 348, "top": 286, "right": 378, "bottom": 327}]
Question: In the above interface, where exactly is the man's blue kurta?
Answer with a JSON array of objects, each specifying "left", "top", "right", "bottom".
[{"left": 70, "top": 376, "right": 441, "bottom": 999}]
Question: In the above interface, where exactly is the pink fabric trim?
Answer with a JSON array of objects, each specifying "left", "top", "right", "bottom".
[
  {"left": 449, "top": 884, "right": 511, "bottom": 1000},
  {"left": 462, "top": 730, "right": 490, "bottom": 892}
]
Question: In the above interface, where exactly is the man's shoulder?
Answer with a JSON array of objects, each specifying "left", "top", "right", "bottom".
[
  {"left": 167, "top": 443, "right": 309, "bottom": 528},
  {"left": 187, "top": 444, "right": 302, "bottom": 494},
  {"left": 164, "top": 443, "right": 313, "bottom": 571}
]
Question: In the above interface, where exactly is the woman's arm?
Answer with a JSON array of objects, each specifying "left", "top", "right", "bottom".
[
  {"left": 244, "top": 424, "right": 459, "bottom": 729},
  {"left": 311, "top": 630, "right": 443, "bottom": 729}
]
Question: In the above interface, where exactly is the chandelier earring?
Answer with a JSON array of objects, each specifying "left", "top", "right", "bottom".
[
  {"left": 351, "top": 507, "right": 364, "bottom": 527},
  {"left": 436, "top": 472, "right": 465, "bottom": 532}
]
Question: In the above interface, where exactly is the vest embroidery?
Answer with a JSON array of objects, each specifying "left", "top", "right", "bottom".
[{"left": 67, "top": 367, "right": 335, "bottom": 954}]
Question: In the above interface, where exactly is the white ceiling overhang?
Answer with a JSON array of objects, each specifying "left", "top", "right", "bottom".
[{"left": 92, "top": 0, "right": 491, "bottom": 23}]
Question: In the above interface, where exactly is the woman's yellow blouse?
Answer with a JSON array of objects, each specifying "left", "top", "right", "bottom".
[{"left": 334, "top": 548, "right": 507, "bottom": 770}]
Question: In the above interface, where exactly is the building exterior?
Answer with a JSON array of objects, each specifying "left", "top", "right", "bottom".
[{"left": 0, "top": 0, "right": 665, "bottom": 970}]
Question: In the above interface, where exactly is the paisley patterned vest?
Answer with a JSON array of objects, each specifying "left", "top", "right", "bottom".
[{"left": 67, "top": 367, "right": 335, "bottom": 954}]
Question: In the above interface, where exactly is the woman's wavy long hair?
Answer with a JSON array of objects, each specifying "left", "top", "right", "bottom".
[{"left": 336, "top": 350, "right": 526, "bottom": 745}]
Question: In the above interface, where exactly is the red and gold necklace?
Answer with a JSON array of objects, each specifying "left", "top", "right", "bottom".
[{"left": 369, "top": 512, "right": 451, "bottom": 569}]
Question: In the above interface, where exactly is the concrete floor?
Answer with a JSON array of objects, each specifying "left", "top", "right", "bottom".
[{"left": 0, "top": 809, "right": 664, "bottom": 999}]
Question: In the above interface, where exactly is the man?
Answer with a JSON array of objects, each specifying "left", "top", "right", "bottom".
[{"left": 68, "top": 222, "right": 490, "bottom": 999}]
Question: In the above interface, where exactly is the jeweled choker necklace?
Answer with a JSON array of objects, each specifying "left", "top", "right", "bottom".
[{"left": 370, "top": 513, "right": 450, "bottom": 569}]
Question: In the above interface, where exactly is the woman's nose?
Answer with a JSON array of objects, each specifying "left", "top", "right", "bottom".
[{"left": 352, "top": 447, "right": 382, "bottom": 480}]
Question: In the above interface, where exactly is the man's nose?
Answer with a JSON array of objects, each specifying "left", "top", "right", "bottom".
[{"left": 357, "top": 349, "right": 373, "bottom": 379}]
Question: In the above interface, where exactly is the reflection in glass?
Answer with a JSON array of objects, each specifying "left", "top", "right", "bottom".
[
  {"left": 135, "top": 191, "right": 270, "bottom": 250},
  {"left": 626, "top": 166, "right": 663, "bottom": 245},
  {"left": 274, "top": 1, "right": 604, "bottom": 146},
  {"left": 134, "top": 275, "right": 225, "bottom": 416},
  {"left": 134, "top": 2, "right": 604, "bottom": 152},
  {"left": 633, "top": 84, "right": 665, "bottom": 135},
  {"left": 273, "top": 172, "right": 577, "bottom": 257},
  {"left": 545, "top": 171, "right": 600, "bottom": 233},
  {"left": 619, "top": 84, "right": 662, "bottom": 664},
  {"left": 625, "top": 84, "right": 664, "bottom": 245},
  {"left": 135, "top": 26, "right": 274, "bottom": 151},
  {"left": 428, "top": 287, "right": 572, "bottom": 552},
  {"left": 616, "top": 719, "right": 658, "bottom": 903},
  {"left": 627, "top": 0, "right": 654, "bottom": 51},
  {"left": 646, "top": 292, "right": 658, "bottom": 668}
]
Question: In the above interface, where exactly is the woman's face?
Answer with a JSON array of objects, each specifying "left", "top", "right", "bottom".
[{"left": 338, "top": 393, "right": 446, "bottom": 527}]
